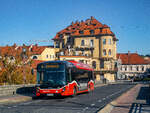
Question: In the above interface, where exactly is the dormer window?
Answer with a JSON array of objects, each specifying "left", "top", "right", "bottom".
[
  {"left": 90, "top": 30, "right": 95, "bottom": 35},
  {"left": 59, "top": 34, "right": 63, "bottom": 38},
  {"left": 79, "top": 30, "right": 84, "bottom": 34}
]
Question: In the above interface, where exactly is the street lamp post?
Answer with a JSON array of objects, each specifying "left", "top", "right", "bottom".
[{"left": 22, "top": 48, "right": 27, "bottom": 84}]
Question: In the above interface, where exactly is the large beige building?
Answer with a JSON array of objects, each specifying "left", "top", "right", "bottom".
[{"left": 53, "top": 17, "right": 118, "bottom": 82}]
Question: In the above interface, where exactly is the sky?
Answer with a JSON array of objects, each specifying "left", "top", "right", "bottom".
[{"left": 0, "top": 0, "right": 150, "bottom": 55}]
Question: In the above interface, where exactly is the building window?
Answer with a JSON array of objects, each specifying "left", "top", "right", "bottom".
[
  {"left": 90, "top": 40, "right": 94, "bottom": 47},
  {"left": 82, "top": 51, "right": 85, "bottom": 55},
  {"left": 142, "top": 66, "right": 144, "bottom": 71},
  {"left": 108, "top": 49, "right": 111, "bottom": 56},
  {"left": 125, "top": 66, "right": 127, "bottom": 71},
  {"left": 92, "top": 61, "right": 96, "bottom": 69},
  {"left": 81, "top": 40, "right": 85, "bottom": 46},
  {"left": 46, "top": 55, "right": 48, "bottom": 58},
  {"left": 103, "top": 49, "right": 106, "bottom": 56},
  {"left": 120, "top": 66, "right": 122, "bottom": 71},
  {"left": 33, "top": 56, "right": 37, "bottom": 59},
  {"left": 79, "top": 60, "right": 84, "bottom": 63},
  {"left": 79, "top": 30, "right": 84, "bottom": 34},
  {"left": 55, "top": 42, "right": 60, "bottom": 48},
  {"left": 130, "top": 66, "right": 132, "bottom": 71},
  {"left": 108, "top": 39, "right": 111, "bottom": 45},
  {"left": 90, "top": 30, "right": 94, "bottom": 34},
  {"left": 100, "top": 60, "right": 104, "bottom": 68},
  {"left": 103, "top": 39, "right": 106, "bottom": 45},
  {"left": 136, "top": 66, "right": 139, "bottom": 71}
]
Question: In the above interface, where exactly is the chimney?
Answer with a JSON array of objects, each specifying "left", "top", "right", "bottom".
[
  {"left": 91, "top": 16, "right": 95, "bottom": 20},
  {"left": 128, "top": 51, "right": 130, "bottom": 64},
  {"left": 128, "top": 51, "right": 130, "bottom": 55},
  {"left": 71, "top": 21, "right": 74, "bottom": 25}
]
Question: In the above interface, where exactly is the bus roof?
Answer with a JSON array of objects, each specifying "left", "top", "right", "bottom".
[
  {"left": 37, "top": 60, "right": 93, "bottom": 71},
  {"left": 68, "top": 60, "right": 93, "bottom": 71}
]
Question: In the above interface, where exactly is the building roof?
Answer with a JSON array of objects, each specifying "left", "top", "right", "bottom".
[
  {"left": 53, "top": 16, "right": 117, "bottom": 40},
  {"left": 117, "top": 53, "right": 148, "bottom": 65},
  {"left": 0, "top": 44, "right": 49, "bottom": 56}
]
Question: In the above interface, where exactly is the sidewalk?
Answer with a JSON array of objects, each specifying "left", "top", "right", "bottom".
[
  {"left": 0, "top": 94, "right": 32, "bottom": 104},
  {"left": 100, "top": 83, "right": 150, "bottom": 113}
]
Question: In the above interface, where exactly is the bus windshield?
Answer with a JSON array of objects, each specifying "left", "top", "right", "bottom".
[
  {"left": 37, "top": 63, "right": 66, "bottom": 87},
  {"left": 42, "top": 71, "right": 66, "bottom": 87}
]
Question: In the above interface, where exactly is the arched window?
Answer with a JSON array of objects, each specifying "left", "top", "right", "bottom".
[
  {"left": 103, "top": 49, "right": 106, "bottom": 56},
  {"left": 92, "top": 61, "right": 96, "bottom": 69},
  {"left": 108, "top": 49, "right": 111, "bottom": 56},
  {"left": 33, "top": 56, "right": 37, "bottom": 59}
]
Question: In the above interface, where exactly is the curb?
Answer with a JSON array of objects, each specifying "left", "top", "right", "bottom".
[
  {"left": 98, "top": 101, "right": 117, "bottom": 113},
  {"left": 98, "top": 84, "right": 139, "bottom": 113}
]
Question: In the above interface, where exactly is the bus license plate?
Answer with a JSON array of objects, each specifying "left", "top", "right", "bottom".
[{"left": 47, "top": 94, "right": 54, "bottom": 96}]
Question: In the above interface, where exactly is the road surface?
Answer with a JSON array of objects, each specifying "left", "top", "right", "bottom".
[{"left": 0, "top": 83, "right": 135, "bottom": 113}]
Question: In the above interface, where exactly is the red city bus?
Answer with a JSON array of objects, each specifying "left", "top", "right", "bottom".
[{"left": 36, "top": 60, "right": 94, "bottom": 97}]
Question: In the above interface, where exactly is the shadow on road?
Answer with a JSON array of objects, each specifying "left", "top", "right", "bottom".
[{"left": 16, "top": 86, "right": 35, "bottom": 97}]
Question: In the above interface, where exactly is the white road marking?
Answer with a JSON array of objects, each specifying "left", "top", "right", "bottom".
[
  {"left": 13, "top": 106, "right": 17, "bottom": 108},
  {"left": 8, "top": 107, "right": 11, "bottom": 109},
  {"left": 98, "top": 100, "right": 102, "bottom": 102},
  {"left": 102, "top": 98, "right": 106, "bottom": 100},
  {"left": 83, "top": 107, "right": 89, "bottom": 111},
  {"left": 91, "top": 104, "right": 95, "bottom": 106},
  {"left": 106, "top": 96, "right": 109, "bottom": 98},
  {"left": 20, "top": 100, "right": 42, "bottom": 105},
  {"left": 85, "top": 107, "right": 89, "bottom": 109}
]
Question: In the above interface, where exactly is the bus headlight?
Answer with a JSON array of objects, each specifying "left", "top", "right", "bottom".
[{"left": 36, "top": 87, "right": 40, "bottom": 92}]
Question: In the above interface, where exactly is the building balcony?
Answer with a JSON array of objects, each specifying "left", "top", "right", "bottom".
[{"left": 75, "top": 46, "right": 94, "bottom": 51}]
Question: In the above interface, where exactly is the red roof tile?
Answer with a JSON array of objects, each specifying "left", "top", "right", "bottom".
[
  {"left": 53, "top": 16, "right": 116, "bottom": 40},
  {"left": 117, "top": 53, "right": 148, "bottom": 65}
]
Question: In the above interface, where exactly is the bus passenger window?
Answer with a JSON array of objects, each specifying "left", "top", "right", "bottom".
[
  {"left": 40, "top": 72, "right": 44, "bottom": 83},
  {"left": 67, "top": 69, "right": 72, "bottom": 82}
]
